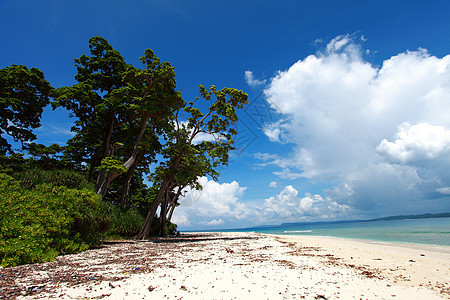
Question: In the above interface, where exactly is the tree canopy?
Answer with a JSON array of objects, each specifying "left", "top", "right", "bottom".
[
  {"left": 0, "top": 65, "right": 53, "bottom": 155},
  {"left": 53, "top": 36, "right": 184, "bottom": 202}
]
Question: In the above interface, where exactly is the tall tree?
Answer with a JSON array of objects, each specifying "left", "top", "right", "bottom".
[
  {"left": 0, "top": 65, "right": 52, "bottom": 155},
  {"left": 52, "top": 36, "right": 128, "bottom": 184},
  {"left": 53, "top": 36, "right": 183, "bottom": 202},
  {"left": 137, "top": 85, "right": 248, "bottom": 239}
]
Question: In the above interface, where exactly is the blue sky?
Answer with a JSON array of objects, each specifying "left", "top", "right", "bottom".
[{"left": 2, "top": 0, "right": 450, "bottom": 230}]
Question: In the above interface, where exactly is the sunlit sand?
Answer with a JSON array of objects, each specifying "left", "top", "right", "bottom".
[{"left": 3, "top": 232, "right": 449, "bottom": 299}]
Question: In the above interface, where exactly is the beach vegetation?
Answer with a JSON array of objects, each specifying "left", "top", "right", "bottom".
[
  {"left": 0, "top": 36, "right": 247, "bottom": 266},
  {"left": 0, "top": 173, "right": 104, "bottom": 267}
]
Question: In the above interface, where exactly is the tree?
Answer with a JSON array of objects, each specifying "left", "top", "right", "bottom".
[
  {"left": 0, "top": 65, "right": 52, "bottom": 155},
  {"left": 24, "top": 142, "right": 67, "bottom": 170},
  {"left": 147, "top": 153, "right": 209, "bottom": 236},
  {"left": 53, "top": 36, "right": 183, "bottom": 203},
  {"left": 137, "top": 85, "right": 248, "bottom": 239}
]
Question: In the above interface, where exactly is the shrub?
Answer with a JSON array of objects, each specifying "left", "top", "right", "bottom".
[
  {"left": 15, "top": 168, "right": 93, "bottom": 190},
  {"left": 167, "top": 222, "right": 178, "bottom": 235},
  {"left": 105, "top": 205, "right": 145, "bottom": 237},
  {"left": 0, "top": 173, "right": 103, "bottom": 267}
]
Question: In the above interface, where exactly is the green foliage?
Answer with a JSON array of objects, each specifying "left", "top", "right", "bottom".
[
  {"left": 15, "top": 168, "right": 94, "bottom": 190},
  {"left": 148, "top": 218, "right": 177, "bottom": 236},
  {"left": 97, "top": 157, "right": 128, "bottom": 174},
  {"left": 23, "top": 143, "right": 75, "bottom": 170},
  {"left": 105, "top": 205, "right": 145, "bottom": 237},
  {"left": 0, "top": 65, "right": 53, "bottom": 154},
  {"left": 0, "top": 152, "right": 26, "bottom": 174},
  {"left": 52, "top": 36, "right": 183, "bottom": 200},
  {"left": 0, "top": 173, "right": 104, "bottom": 267},
  {"left": 167, "top": 222, "right": 178, "bottom": 235}
]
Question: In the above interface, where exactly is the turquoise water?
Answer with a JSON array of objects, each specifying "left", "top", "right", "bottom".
[{"left": 243, "top": 217, "right": 450, "bottom": 246}]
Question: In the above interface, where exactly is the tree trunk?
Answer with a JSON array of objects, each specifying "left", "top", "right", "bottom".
[
  {"left": 136, "top": 153, "right": 183, "bottom": 239},
  {"left": 97, "top": 175, "right": 112, "bottom": 200},
  {"left": 88, "top": 155, "right": 98, "bottom": 182},
  {"left": 121, "top": 152, "right": 142, "bottom": 208},
  {"left": 167, "top": 201, "right": 176, "bottom": 224},
  {"left": 96, "top": 116, "right": 149, "bottom": 197},
  {"left": 136, "top": 174, "right": 173, "bottom": 239},
  {"left": 95, "top": 116, "right": 115, "bottom": 195},
  {"left": 159, "top": 189, "right": 170, "bottom": 237},
  {"left": 166, "top": 186, "right": 184, "bottom": 223}
]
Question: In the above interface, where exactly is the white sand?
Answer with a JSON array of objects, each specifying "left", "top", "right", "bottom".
[
  {"left": 8, "top": 232, "right": 449, "bottom": 299},
  {"left": 278, "top": 234, "right": 450, "bottom": 293}
]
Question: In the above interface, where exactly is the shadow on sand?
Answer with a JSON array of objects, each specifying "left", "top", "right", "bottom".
[{"left": 103, "top": 232, "right": 259, "bottom": 246}]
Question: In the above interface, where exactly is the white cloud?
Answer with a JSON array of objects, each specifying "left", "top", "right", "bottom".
[
  {"left": 377, "top": 122, "right": 450, "bottom": 162},
  {"left": 171, "top": 211, "right": 191, "bottom": 227},
  {"left": 255, "top": 152, "right": 303, "bottom": 179},
  {"left": 262, "top": 123, "right": 282, "bottom": 143},
  {"left": 191, "top": 131, "right": 223, "bottom": 144},
  {"left": 323, "top": 34, "right": 364, "bottom": 61},
  {"left": 260, "top": 35, "right": 450, "bottom": 216},
  {"left": 262, "top": 120, "right": 291, "bottom": 143},
  {"left": 172, "top": 176, "right": 249, "bottom": 228},
  {"left": 245, "top": 70, "right": 266, "bottom": 87},
  {"left": 326, "top": 34, "right": 351, "bottom": 52},
  {"left": 436, "top": 187, "right": 450, "bottom": 195},
  {"left": 172, "top": 178, "right": 350, "bottom": 228},
  {"left": 273, "top": 168, "right": 303, "bottom": 180},
  {"left": 263, "top": 186, "right": 351, "bottom": 223},
  {"left": 202, "top": 219, "right": 224, "bottom": 226},
  {"left": 269, "top": 181, "right": 279, "bottom": 188}
]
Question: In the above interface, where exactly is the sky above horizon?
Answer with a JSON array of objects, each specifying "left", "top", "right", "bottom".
[{"left": 2, "top": 0, "right": 450, "bottom": 230}]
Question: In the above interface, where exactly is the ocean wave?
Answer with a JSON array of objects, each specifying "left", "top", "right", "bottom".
[{"left": 283, "top": 230, "right": 312, "bottom": 233}]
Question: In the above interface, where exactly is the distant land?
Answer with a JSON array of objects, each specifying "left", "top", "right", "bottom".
[
  {"left": 240, "top": 212, "right": 450, "bottom": 231},
  {"left": 187, "top": 212, "right": 450, "bottom": 232},
  {"left": 279, "top": 212, "right": 450, "bottom": 227}
]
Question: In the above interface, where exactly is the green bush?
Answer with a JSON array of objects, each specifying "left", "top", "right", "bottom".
[
  {"left": 15, "top": 168, "right": 93, "bottom": 190},
  {"left": 167, "top": 222, "right": 178, "bottom": 235},
  {"left": 0, "top": 173, "right": 103, "bottom": 267},
  {"left": 105, "top": 205, "right": 145, "bottom": 237}
]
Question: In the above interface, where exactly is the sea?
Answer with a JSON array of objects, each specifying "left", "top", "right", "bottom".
[{"left": 231, "top": 217, "right": 450, "bottom": 247}]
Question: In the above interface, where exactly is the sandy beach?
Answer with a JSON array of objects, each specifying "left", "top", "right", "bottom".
[{"left": 1, "top": 232, "right": 449, "bottom": 299}]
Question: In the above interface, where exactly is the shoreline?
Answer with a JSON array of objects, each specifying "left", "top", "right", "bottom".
[
  {"left": 265, "top": 232, "right": 450, "bottom": 253},
  {"left": 1, "top": 232, "right": 448, "bottom": 299},
  {"left": 271, "top": 233, "right": 450, "bottom": 295}
]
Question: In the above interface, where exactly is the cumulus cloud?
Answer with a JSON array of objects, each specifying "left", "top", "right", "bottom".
[
  {"left": 245, "top": 70, "right": 266, "bottom": 87},
  {"left": 172, "top": 176, "right": 249, "bottom": 228},
  {"left": 171, "top": 178, "right": 352, "bottom": 228},
  {"left": 171, "top": 211, "right": 191, "bottom": 227},
  {"left": 260, "top": 35, "right": 450, "bottom": 216},
  {"left": 263, "top": 185, "right": 351, "bottom": 223},
  {"left": 377, "top": 122, "right": 450, "bottom": 163}
]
